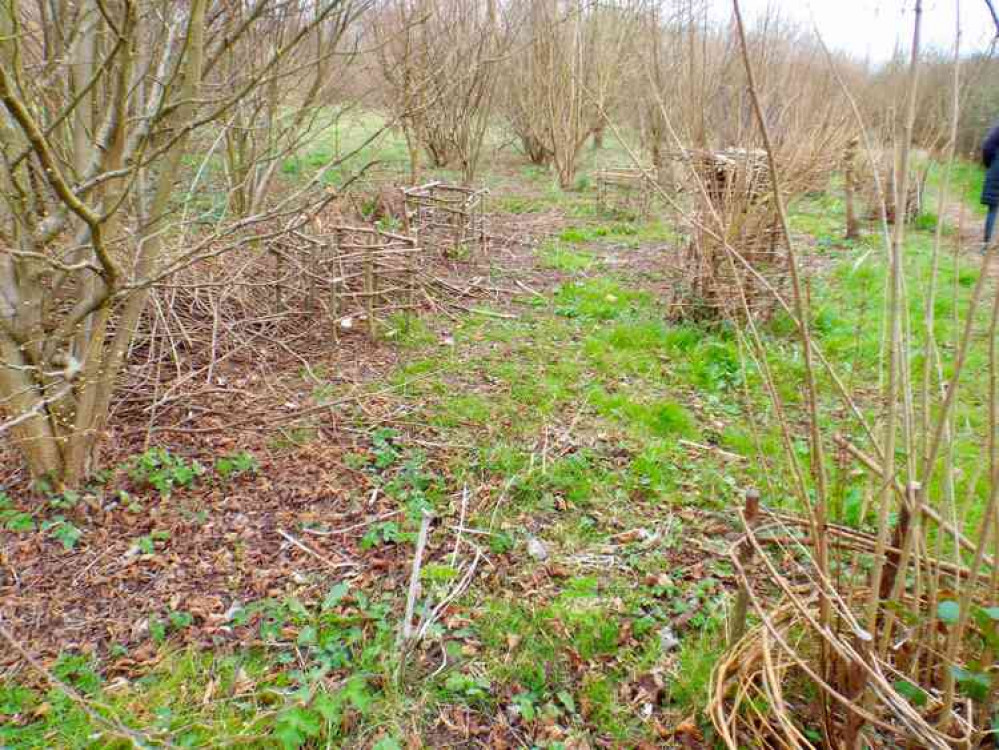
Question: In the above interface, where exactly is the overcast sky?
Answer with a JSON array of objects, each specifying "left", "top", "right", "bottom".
[{"left": 711, "top": 0, "right": 998, "bottom": 62}]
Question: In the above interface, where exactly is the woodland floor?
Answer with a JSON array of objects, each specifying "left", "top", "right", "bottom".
[{"left": 0, "top": 138, "right": 994, "bottom": 748}]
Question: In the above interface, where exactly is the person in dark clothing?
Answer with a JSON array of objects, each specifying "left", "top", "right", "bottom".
[{"left": 982, "top": 121, "right": 999, "bottom": 246}]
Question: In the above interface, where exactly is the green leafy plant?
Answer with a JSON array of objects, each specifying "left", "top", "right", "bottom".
[
  {"left": 273, "top": 677, "right": 375, "bottom": 749},
  {"left": 489, "top": 530, "right": 514, "bottom": 554},
  {"left": 47, "top": 489, "right": 81, "bottom": 510},
  {"left": 149, "top": 610, "right": 194, "bottom": 644},
  {"left": 361, "top": 521, "right": 401, "bottom": 549},
  {"left": 116, "top": 489, "right": 142, "bottom": 513},
  {"left": 42, "top": 517, "right": 82, "bottom": 550},
  {"left": 214, "top": 450, "right": 259, "bottom": 480},
  {"left": 893, "top": 680, "right": 928, "bottom": 707},
  {"left": 321, "top": 582, "right": 350, "bottom": 611},
  {"left": 512, "top": 692, "right": 538, "bottom": 722},
  {"left": 168, "top": 610, "right": 194, "bottom": 630},
  {"left": 370, "top": 428, "right": 400, "bottom": 470},
  {"left": 274, "top": 705, "right": 322, "bottom": 749},
  {"left": 950, "top": 666, "right": 990, "bottom": 702},
  {"left": 128, "top": 448, "right": 205, "bottom": 496},
  {"left": 443, "top": 673, "right": 492, "bottom": 704},
  {"left": 421, "top": 563, "right": 459, "bottom": 584},
  {"left": 135, "top": 529, "right": 170, "bottom": 555},
  {"left": 0, "top": 493, "right": 34, "bottom": 532}
]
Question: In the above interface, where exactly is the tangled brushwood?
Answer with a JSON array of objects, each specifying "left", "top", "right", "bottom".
[
  {"left": 705, "top": 2, "right": 999, "bottom": 747},
  {"left": 711, "top": 500, "right": 995, "bottom": 749}
]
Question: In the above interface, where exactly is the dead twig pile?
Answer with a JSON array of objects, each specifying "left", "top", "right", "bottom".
[{"left": 711, "top": 503, "right": 993, "bottom": 750}]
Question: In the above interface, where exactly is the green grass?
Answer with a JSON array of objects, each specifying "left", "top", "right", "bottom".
[
  {"left": 537, "top": 241, "right": 597, "bottom": 272},
  {"left": 926, "top": 159, "right": 987, "bottom": 217},
  {"left": 7, "top": 103, "right": 998, "bottom": 746}
]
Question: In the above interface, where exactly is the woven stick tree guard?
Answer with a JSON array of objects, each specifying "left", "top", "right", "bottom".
[
  {"left": 402, "top": 182, "right": 487, "bottom": 259},
  {"left": 595, "top": 166, "right": 657, "bottom": 219},
  {"left": 860, "top": 151, "right": 926, "bottom": 227},
  {"left": 679, "top": 148, "right": 788, "bottom": 321},
  {"left": 262, "top": 226, "right": 422, "bottom": 339},
  {"left": 322, "top": 226, "right": 422, "bottom": 338}
]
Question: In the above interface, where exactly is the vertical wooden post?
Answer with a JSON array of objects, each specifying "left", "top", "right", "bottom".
[
  {"left": 729, "top": 487, "right": 760, "bottom": 645},
  {"left": 843, "top": 628, "right": 874, "bottom": 749},
  {"left": 329, "top": 232, "right": 339, "bottom": 342},
  {"left": 407, "top": 239, "right": 417, "bottom": 313},
  {"left": 365, "top": 233, "right": 375, "bottom": 338},
  {"left": 479, "top": 193, "right": 487, "bottom": 255},
  {"left": 844, "top": 136, "right": 860, "bottom": 240}
]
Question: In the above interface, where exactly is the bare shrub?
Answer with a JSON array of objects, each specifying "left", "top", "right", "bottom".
[{"left": 0, "top": 0, "right": 361, "bottom": 487}]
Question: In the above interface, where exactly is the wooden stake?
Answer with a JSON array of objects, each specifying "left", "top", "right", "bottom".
[
  {"left": 844, "top": 136, "right": 860, "bottom": 240},
  {"left": 729, "top": 488, "right": 761, "bottom": 645}
]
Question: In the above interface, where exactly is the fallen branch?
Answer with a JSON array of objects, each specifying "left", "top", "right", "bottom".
[
  {"left": 301, "top": 510, "right": 401, "bottom": 537},
  {"left": 678, "top": 439, "right": 745, "bottom": 463},
  {"left": 0, "top": 619, "right": 170, "bottom": 749},
  {"left": 402, "top": 510, "right": 433, "bottom": 642}
]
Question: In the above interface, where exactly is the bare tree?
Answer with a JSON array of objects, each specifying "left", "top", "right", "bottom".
[
  {"left": 218, "top": 2, "right": 366, "bottom": 217},
  {"left": 0, "top": 0, "right": 358, "bottom": 488},
  {"left": 371, "top": 0, "right": 505, "bottom": 184},
  {"left": 503, "top": 0, "right": 640, "bottom": 188}
]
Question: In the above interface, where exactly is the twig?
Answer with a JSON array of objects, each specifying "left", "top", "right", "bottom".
[
  {"left": 300, "top": 510, "right": 400, "bottom": 537},
  {"left": 452, "top": 485, "right": 469, "bottom": 568},
  {"left": 402, "top": 510, "right": 433, "bottom": 642},
  {"left": 678, "top": 439, "right": 745, "bottom": 462},
  {"left": 416, "top": 548, "right": 483, "bottom": 640},
  {"left": 446, "top": 303, "right": 518, "bottom": 320},
  {"left": 71, "top": 546, "right": 115, "bottom": 586},
  {"left": 0, "top": 619, "right": 169, "bottom": 748},
  {"left": 276, "top": 529, "right": 356, "bottom": 570}
]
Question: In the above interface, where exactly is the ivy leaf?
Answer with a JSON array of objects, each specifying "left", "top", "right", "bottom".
[
  {"left": 894, "top": 680, "right": 927, "bottom": 707},
  {"left": 937, "top": 600, "right": 960, "bottom": 626},
  {"left": 372, "top": 739, "right": 402, "bottom": 750},
  {"left": 557, "top": 689, "right": 576, "bottom": 713},
  {"left": 322, "top": 582, "right": 350, "bottom": 611}
]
